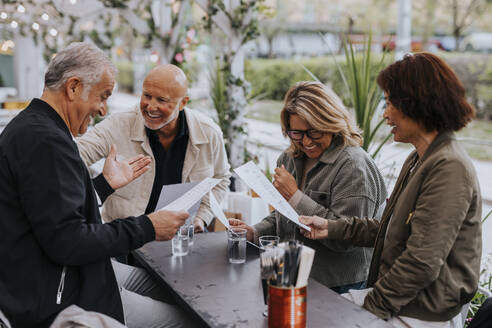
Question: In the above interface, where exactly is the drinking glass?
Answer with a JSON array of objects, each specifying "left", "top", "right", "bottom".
[
  {"left": 227, "top": 228, "right": 246, "bottom": 264},
  {"left": 259, "top": 235, "right": 280, "bottom": 250},
  {"left": 172, "top": 225, "right": 189, "bottom": 257},
  {"left": 260, "top": 245, "right": 284, "bottom": 317},
  {"left": 186, "top": 223, "right": 194, "bottom": 247}
]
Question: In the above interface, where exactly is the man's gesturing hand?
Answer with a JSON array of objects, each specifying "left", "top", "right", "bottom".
[
  {"left": 148, "top": 210, "right": 189, "bottom": 241},
  {"left": 103, "top": 144, "right": 151, "bottom": 190}
]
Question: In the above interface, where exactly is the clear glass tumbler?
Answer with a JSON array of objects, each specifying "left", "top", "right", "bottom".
[
  {"left": 259, "top": 235, "right": 280, "bottom": 250},
  {"left": 227, "top": 228, "right": 246, "bottom": 264},
  {"left": 172, "top": 225, "right": 189, "bottom": 257},
  {"left": 186, "top": 223, "right": 194, "bottom": 247}
]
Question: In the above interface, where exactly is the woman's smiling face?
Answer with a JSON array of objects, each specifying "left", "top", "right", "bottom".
[
  {"left": 383, "top": 92, "right": 423, "bottom": 145},
  {"left": 289, "top": 114, "right": 333, "bottom": 159}
]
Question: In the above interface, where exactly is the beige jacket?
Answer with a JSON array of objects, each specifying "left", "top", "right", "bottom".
[
  {"left": 76, "top": 107, "right": 231, "bottom": 225},
  {"left": 326, "top": 132, "right": 482, "bottom": 321}
]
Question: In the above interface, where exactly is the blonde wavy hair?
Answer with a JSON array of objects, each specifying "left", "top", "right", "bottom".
[{"left": 281, "top": 81, "right": 363, "bottom": 157}]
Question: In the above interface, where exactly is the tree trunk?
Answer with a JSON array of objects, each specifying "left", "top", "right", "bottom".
[
  {"left": 195, "top": 0, "right": 257, "bottom": 190},
  {"left": 227, "top": 48, "right": 247, "bottom": 170}
]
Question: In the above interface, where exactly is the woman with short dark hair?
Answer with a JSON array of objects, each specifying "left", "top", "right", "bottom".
[
  {"left": 377, "top": 52, "right": 474, "bottom": 132},
  {"left": 300, "top": 52, "right": 482, "bottom": 327}
]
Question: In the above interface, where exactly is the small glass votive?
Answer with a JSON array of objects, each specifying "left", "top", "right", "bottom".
[
  {"left": 227, "top": 228, "right": 246, "bottom": 264},
  {"left": 172, "top": 225, "right": 189, "bottom": 257},
  {"left": 259, "top": 235, "right": 280, "bottom": 251}
]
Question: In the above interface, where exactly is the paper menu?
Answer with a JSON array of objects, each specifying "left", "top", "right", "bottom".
[
  {"left": 157, "top": 178, "right": 220, "bottom": 215},
  {"left": 155, "top": 181, "right": 200, "bottom": 224},
  {"left": 208, "top": 191, "right": 230, "bottom": 229},
  {"left": 234, "top": 161, "right": 311, "bottom": 231},
  {"left": 295, "top": 245, "right": 315, "bottom": 287}
]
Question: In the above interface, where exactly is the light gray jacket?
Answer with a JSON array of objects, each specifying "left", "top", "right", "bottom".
[
  {"left": 254, "top": 138, "right": 387, "bottom": 287},
  {"left": 76, "top": 107, "right": 231, "bottom": 225}
]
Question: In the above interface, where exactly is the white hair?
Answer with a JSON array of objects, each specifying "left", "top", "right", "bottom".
[{"left": 44, "top": 42, "right": 116, "bottom": 94}]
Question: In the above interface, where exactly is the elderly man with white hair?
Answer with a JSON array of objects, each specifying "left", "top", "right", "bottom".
[{"left": 0, "top": 42, "right": 195, "bottom": 328}]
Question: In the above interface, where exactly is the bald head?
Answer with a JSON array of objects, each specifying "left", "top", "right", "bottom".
[
  {"left": 140, "top": 64, "right": 190, "bottom": 131},
  {"left": 144, "top": 64, "right": 188, "bottom": 97}
]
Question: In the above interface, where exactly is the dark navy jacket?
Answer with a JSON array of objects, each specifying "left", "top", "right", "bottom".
[{"left": 0, "top": 99, "right": 155, "bottom": 327}]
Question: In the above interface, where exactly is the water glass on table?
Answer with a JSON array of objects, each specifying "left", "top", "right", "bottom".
[
  {"left": 172, "top": 225, "right": 190, "bottom": 257},
  {"left": 259, "top": 236, "right": 280, "bottom": 316},
  {"left": 259, "top": 235, "right": 280, "bottom": 251},
  {"left": 227, "top": 228, "right": 247, "bottom": 264},
  {"left": 185, "top": 223, "right": 194, "bottom": 247},
  {"left": 260, "top": 244, "right": 284, "bottom": 317}
]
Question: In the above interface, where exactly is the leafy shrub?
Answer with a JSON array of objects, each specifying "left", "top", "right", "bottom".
[
  {"left": 245, "top": 55, "right": 392, "bottom": 108},
  {"left": 246, "top": 53, "right": 492, "bottom": 121},
  {"left": 245, "top": 57, "right": 335, "bottom": 101}
]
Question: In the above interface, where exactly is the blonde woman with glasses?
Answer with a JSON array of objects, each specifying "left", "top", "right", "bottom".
[{"left": 230, "top": 81, "right": 387, "bottom": 293}]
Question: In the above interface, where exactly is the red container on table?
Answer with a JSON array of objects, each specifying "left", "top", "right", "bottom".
[{"left": 268, "top": 285, "right": 307, "bottom": 328}]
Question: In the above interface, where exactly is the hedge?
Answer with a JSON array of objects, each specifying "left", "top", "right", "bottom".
[
  {"left": 245, "top": 53, "right": 492, "bottom": 118},
  {"left": 244, "top": 55, "right": 393, "bottom": 107}
]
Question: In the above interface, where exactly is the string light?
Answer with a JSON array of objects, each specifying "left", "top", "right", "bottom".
[
  {"left": 32, "top": 22, "right": 40, "bottom": 30},
  {"left": 42, "top": 13, "right": 49, "bottom": 21},
  {"left": 10, "top": 21, "right": 18, "bottom": 29},
  {"left": 70, "top": 0, "right": 77, "bottom": 4},
  {"left": 1, "top": 40, "right": 15, "bottom": 52},
  {"left": 150, "top": 53, "right": 159, "bottom": 63},
  {"left": 0, "top": 12, "right": 7, "bottom": 20},
  {"left": 49, "top": 28, "right": 58, "bottom": 36},
  {"left": 17, "top": 5, "right": 25, "bottom": 13}
]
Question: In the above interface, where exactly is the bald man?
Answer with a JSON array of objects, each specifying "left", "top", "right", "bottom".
[{"left": 77, "top": 64, "right": 231, "bottom": 233}]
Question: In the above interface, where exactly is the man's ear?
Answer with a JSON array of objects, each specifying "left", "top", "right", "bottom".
[
  {"left": 179, "top": 96, "right": 189, "bottom": 110},
  {"left": 65, "top": 77, "right": 82, "bottom": 101}
]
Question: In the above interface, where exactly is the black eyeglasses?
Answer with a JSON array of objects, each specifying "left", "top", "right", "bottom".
[{"left": 286, "top": 129, "right": 324, "bottom": 141}]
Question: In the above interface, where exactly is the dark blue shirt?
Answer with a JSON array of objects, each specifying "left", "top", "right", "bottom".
[{"left": 144, "top": 110, "right": 189, "bottom": 214}]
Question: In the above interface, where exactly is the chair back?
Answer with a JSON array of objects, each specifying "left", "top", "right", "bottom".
[
  {"left": 467, "top": 297, "right": 492, "bottom": 328},
  {"left": 464, "top": 286, "right": 492, "bottom": 328}
]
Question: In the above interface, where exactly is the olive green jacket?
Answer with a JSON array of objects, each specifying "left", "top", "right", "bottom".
[
  {"left": 326, "top": 132, "right": 482, "bottom": 321},
  {"left": 254, "top": 138, "right": 387, "bottom": 287}
]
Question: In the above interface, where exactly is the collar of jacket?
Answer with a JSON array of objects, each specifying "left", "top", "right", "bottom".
[
  {"left": 397, "top": 131, "right": 456, "bottom": 175},
  {"left": 318, "top": 136, "right": 345, "bottom": 164},
  {"left": 130, "top": 106, "right": 209, "bottom": 145},
  {"left": 31, "top": 98, "right": 74, "bottom": 139},
  {"left": 418, "top": 131, "right": 456, "bottom": 163}
]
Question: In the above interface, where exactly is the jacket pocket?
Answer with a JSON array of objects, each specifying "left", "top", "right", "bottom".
[{"left": 56, "top": 266, "right": 67, "bottom": 305}]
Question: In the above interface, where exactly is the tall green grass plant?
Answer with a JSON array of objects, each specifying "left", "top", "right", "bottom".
[{"left": 329, "top": 33, "right": 392, "bottom": 158}]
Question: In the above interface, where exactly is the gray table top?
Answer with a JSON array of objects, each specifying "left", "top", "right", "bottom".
[{"left": 134, "top": 231, "right": 391, "bottom": 328}]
